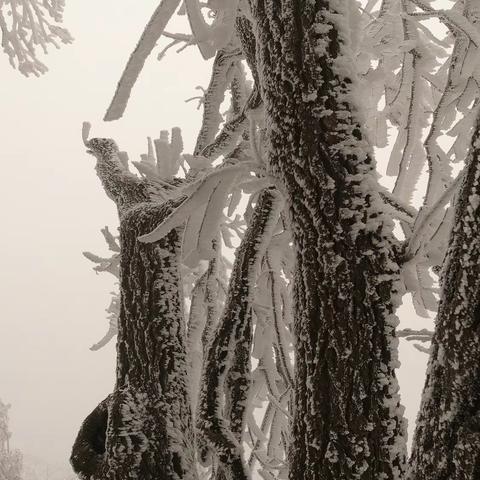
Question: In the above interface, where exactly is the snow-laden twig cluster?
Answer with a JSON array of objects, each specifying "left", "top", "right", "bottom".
[
  {"left": 0, "top": 0, "right": 72, "bottom": 76},
  {"left": 356, "top": 0, "right": 480, "bottom": 317},
  {"left": 83, "top": 226, "right": 120, "bottom": 351}
]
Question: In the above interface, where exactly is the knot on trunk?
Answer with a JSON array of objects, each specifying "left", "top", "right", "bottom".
[
  {"left": 71, "top": 386, "right": 173, "bottom": 480},
  {"left": 71, "top": 395, "right": 110, "bottom": 479}
]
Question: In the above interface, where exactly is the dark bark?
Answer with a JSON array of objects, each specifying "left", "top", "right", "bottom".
[
  {"left": 201, "top": 242, "right": 221, "bottom": 354},
  {"left": 188, "top": 246, "right": 220, "bottom": 468},
  {"left": 71, "top": 139, "right": 196, "bottom": 480},
  {"left": 199, "top": 15, "right": 262, "bottom": 162},
  {"left": 235, "top": 14, "right": 259, "bottom": 88},
  {"left": 194, "top": 47, "right": 243, "bottom": 156},
  {"left": 197, "top": 188, "right": 283, "bottom": 480},
  {"left": 408, "top": 120, "right": 480, "bottom": 480},
  {"left": 250, "top": 2, "right": 407, "bottom": 479},
  {"left": 213, "top": 328, "right": 252, "bottom": 480}
]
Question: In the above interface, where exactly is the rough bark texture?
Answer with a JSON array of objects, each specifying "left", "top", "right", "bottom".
[
  {"left": 199, "top": 15, "right": 262, "bottom": 163},
  {"left": 71, "top": 139, "right": 196, "bottom": 480},
  {"left": 194, "top": 46, "right": 242, "bottom": 156},
  {"left": 408, "top": 121, "right": 480, "bottom": 480},
  {"left": 197, "top": 188, "right": 283, "bottom": 480},
  {"left": 250, "top": 2, "right": 407, "bottom": 479}
]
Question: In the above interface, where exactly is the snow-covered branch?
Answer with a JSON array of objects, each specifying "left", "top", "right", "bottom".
[
  {"left": 405, "top": 169, "right": 465, "bottom": 260},
  {"left": 193, "top": 45, "right": 243, "bottom": 155},
  {"left": 197, "top": 188, "right": 283, "bottom": 480},
  {"left": 104, "top": 0, "right": 181, "bottom": 121},
  {"left": 83, "top": 226, "right": 121, "bottom": 351}
]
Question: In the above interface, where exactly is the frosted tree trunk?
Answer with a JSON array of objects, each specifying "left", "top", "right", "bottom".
[
  {"left": 71, "top": 139, "right": 196, "bottom": 480},
  {"left": 408, "top": 119, "right": 480, "bottom": 480},
  {"left": 249, "top": 2, "right": 407, "bottom": 479},
  {"left": 197, "top": 188, "right": 283, "bottom": 480}
]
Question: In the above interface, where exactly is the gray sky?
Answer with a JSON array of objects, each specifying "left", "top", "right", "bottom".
[{"left": 0, "top": 1, "right": 431, "bottom": 477}]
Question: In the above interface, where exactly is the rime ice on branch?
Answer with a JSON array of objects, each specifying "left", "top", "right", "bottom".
[
  {"left": 83, "top": 226, "right": 120, "bottom": 352},
  {"left": 408, "top": 115, "right": 480, "bottom": 480},
  {"left": 196, "top": 188, "right": 284, "bottom": 480},
  {"left": 0, "top": 0, "right": 72, "bottom": 76}
]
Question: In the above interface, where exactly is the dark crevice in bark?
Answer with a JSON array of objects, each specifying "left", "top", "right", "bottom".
[{"left": 71, "top": 396, "right": 110, "bottom": 478}]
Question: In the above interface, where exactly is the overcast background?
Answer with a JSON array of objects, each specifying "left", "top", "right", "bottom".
[{"left": 0, "top": 2, "right": 431, "bottom": 478}]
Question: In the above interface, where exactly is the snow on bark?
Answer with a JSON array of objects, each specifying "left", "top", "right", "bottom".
[
  {"left": 200, "top": 107, "right": 249, "bottom": 161},
  {"left": 137, "top": 163, "right": 247, "bottom": 249},
  {"left": 71, "top": 138, "right": 197, "bottom": 480},
  {"left": 104, "top": 0, "right": 181, "bottom": 121},
  {"left": 229, "top": 62, "right": 248, "bottom": 119},
  {"left": 187, "top": 241, "right": 221, "bottom": 418},
  {"left": 200, "top": 242, "right": 222, "bottom": 356},
  {"left": 187, "top": 271, "right": 209, "bottom": 409},
  {"left": 250, "top": 1, "right": 407, "bottom": 478},
  {"left": 193, "top": 45, "right": 243, "bottom": 155},
  {"left": 199, "top": 15, "right": 262, "bottom": 161},
  {"left": 408, "top": 116, "right": 480, "bottom": 480},
  {"left": 265, "top": 250, "right": 294, "bottom": 389},
  {"left": 196, "top": 188, "right": 284, "bottom": 480}
]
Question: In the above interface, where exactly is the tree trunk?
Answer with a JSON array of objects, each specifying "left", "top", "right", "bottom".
[
  {"left": 71, "top": 139, "right": 196, "bottom": 480},
  {"left": 408, "top": 119, "right": 480, "bottom": 480},
  {"left": 249, "top": 2, "right": 407, "bottom": 479},
  {"left": 197, "top": 188, "right": 283, "bottom": 480}
]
